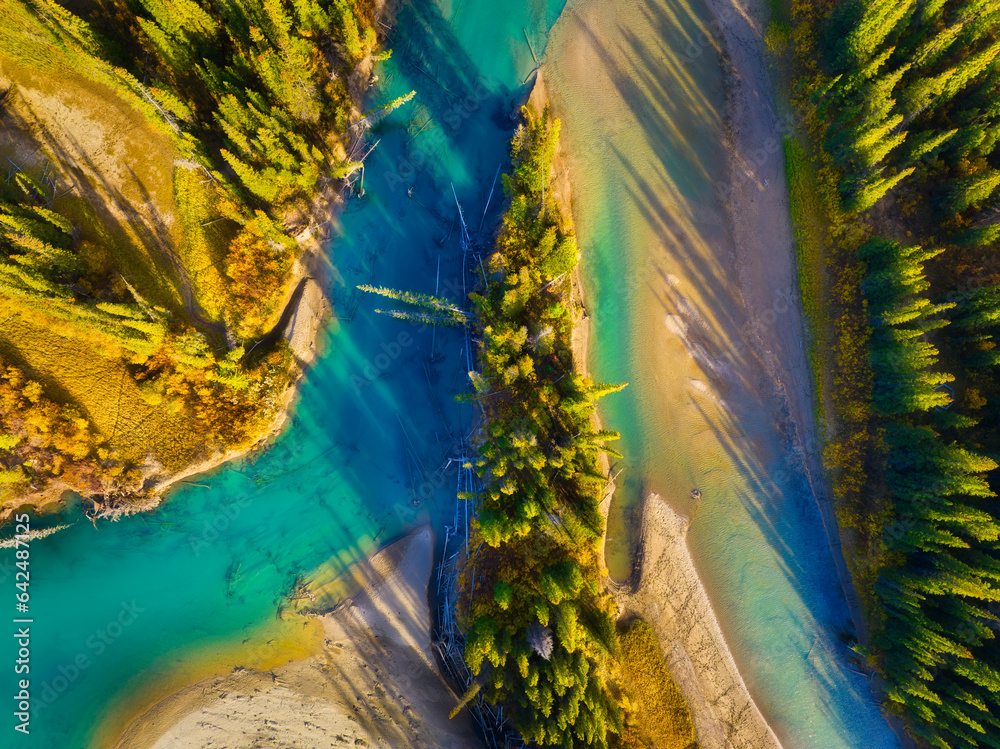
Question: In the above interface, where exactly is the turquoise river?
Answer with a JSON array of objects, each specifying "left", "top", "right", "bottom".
[{"left": 3, "top": 1, "right": 900, "bottom": 748}]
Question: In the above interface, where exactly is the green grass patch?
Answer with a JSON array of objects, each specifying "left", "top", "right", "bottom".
[
  {"left": 617, "top": 618, "right": 697, "bottom": 749},
  {"left": 783, "top": 134, "right": 831, "bottom": 430},
  {"left": 174, "top": 167, "right": 238, "bottom": 323},
  {"left": 0, "top": 1, "right": 62, "bottom": 74}
]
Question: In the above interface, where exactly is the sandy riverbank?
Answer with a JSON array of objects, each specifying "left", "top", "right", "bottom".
[
  {"left": 615, "top": 494, "right": 782, "bottom": 748},
  {"left": 113, "top": 526, "right": 479, "bottom": 749}
]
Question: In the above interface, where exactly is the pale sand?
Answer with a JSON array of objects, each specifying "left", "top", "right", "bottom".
[
  {"left": 613, "top": 495, "right": 782, "bottom": 749},
  {"left": 114, "top": 526, "right": 479, "bottom": 749}
]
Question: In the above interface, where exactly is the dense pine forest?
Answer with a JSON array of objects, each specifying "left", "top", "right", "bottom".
[
  {"left": 0, "top": 0, "right": 381, "bottom": 508},
  {"left": 790, "top": 1, "right": 1000, "bottom": 746}
]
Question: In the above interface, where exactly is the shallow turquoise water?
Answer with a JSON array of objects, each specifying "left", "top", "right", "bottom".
[{"left": 1, "top": 1, "right": 564, "bottom": 746}]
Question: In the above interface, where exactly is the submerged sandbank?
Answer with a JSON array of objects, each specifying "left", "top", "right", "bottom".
[{"left": 113, "top": 526, "right": 477, "bottom": 749}]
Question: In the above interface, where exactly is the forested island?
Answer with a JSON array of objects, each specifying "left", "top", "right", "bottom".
[
  {"left": 787, "top": 1, "right": 1000, "bottom": 746},
  {"left": 0, "top": 0, "right": 387, "bottom": 517},
  {"left": 454, "top": 108, "right": 703, "bottom": 749},
  {"left": 457, "top": 110, "right": 626, "bottom": 748}
]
